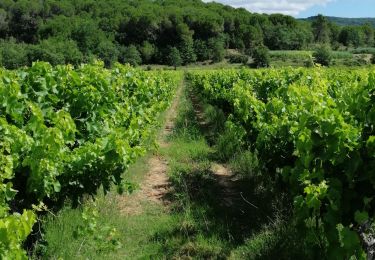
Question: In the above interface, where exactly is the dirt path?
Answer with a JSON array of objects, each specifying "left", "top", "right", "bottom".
[
  {"left": 118, "top": 85, "right": 182, "bottom": 215},
  {"left": 190, "top": 93, "right": 239, "bottom": 208},
  {"left": 118, "top": 84, "right": 239, "bottom": 215}
]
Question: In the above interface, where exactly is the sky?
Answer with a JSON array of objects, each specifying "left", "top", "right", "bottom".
[{"left": 202, "top": 0, "right": 375, "bottom": 18}]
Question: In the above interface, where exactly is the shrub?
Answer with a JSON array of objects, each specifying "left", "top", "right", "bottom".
[
  {"left": 252, "top": 46, "right": 270, "bottom": 68},
  {"left": 28, "top": 38, "right": 84, "bottom": 66},
  {"left": 313, "top": 45, "right": 332, "bottom": 66},
  {"left": 371, "top": 55, "right": 375, "bottom": 64},
  {"left": 95, "top": 40, "right": 119, "bottom": 67},
  {"left": 343, "top": 55, "right": 369, "bottom": 66},
  {"left": 227, "top": 54, "right": 248, "bottom": 64},
  {"left": 0, "top": 40, "right": 29, "bottom": 69},
  {"left": 119, "top": 45, "right": 142, "bottom": 66}
]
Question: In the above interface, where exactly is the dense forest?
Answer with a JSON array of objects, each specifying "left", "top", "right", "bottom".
[{"left": 0, "top": 0, "right": 374, "bottom": 68}]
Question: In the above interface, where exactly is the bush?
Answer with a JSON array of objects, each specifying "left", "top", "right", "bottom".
[
  {"left": 0, "top": 40, "right": 29, "bottom": 69},
  {"left": 95, "top": 41, "right": 119, "bottom": 67},
  {"left": 313, "top": 45, "right": 332, "bottom": 66},
  {"left": 119, "top": 45, "right": 142, "bottom": 66},
  {"left": 28, "top": 38, "right": 84, "bottom": 66},
  {"left": 371, "top": 55, "right": 375, "bottom": 65},
  {"left": 344, "top": 55, "right": 370, "bottom": 66},
  {"left": 252, "top": 46, "right": 270, "bottom": 68},
  {"left": 227, "top": 54, "right": 248, "bottom": 64}
]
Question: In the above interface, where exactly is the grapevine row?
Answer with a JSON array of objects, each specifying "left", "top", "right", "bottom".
[
  {"left": 187, "top": 67, "right": 375, "bottom": 259},
  {"left": 0, "top": 61, "right": 180, "bottom": 258}
]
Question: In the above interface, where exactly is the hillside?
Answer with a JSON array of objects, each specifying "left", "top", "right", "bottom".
[
  {"left": 0, "top": 1, "right": 373, "bottom": 69},
  {"left": 302, "top": 16, "right": 375, "bottom": 26}
]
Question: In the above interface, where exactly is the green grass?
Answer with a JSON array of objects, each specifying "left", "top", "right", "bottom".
[{"left": 33, "top": 154, "right": 185, "bottom": 259}]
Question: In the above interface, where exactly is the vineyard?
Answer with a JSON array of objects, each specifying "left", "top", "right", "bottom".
[
  {"left": 187, "top": 67, "right": 375, "bottom": 258},
  {"left": 0, "top": 61, "right": 179, "bottom": 258},
  {"left": 0, "top": 62, "right": 375, "bottom": 258}
]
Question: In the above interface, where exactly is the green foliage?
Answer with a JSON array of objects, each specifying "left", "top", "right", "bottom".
[
  {"left": 230, "top": 150, "right": 260, "bottom": 178},
  {"left": 227, "top": 54, "right": 248, "bottom": 64},
  {"left": 351, "top": 47, "right": 375, "bottom": 55},
  {"left": 119, "top": 45, "right": 142, "bottom": 66},
  {"left": 0, "top": 40, "right": 29, "bottom": 69},
  {"left": 208, "top": 38, "right": 225, "bottom": 63},
  {"left": 304, "top": 55, "right": 315, "bottom": 68},
  {"left": 313, "top": 45, "right": 332, "bottom": 66},
  {"left": 240, "top": 24, "right": 263, "bottom": 50},
  {"left": 139, "top": 41, "right": 156, "bottom": 64},
  {"left": 0, "top": 61, "right": 179, "bottom": 257},
  {"left": 28, "top": 38, "right": 84, "bottom": 66},
  {"left": 73, "top": 202, "right": 122, "bottom": 253},
  {"left": 216, "top": 121, "right": 246, "bottom": 161},
  {"left": 0, "top": 1, "right": 372, "bottom": 67},
  {"left": 194, "top": 40, "right": 210, "bottom": 62},
  {"left": 167, "top": 47, "right": 182, "bottom": 69},
  {"left": 339, "top": 26, "right": 366, "bottom": 47},
  {"left": 178, "top": 25, "right": 197, "bottom": 65},
  {"left": 265, "top": 23, "right": 312, "bottom": 50},
  {"left": 270, "top": 50, "right": 311, "bottom": 61},
  {"left": 371, "top": 55, "right": 375, "bottom": 65},
  {"left": 311, "top": 14, "right": 331, "bottom": 44},
  {"left": 0, "top": 210, "right": 36, "bottom": 259},
  {"left": 95, "top": 41, "right": 119, "bottom": 67},
  {"left": 71, "top": 18, "right": 105, "bottom": 55},
  {"left": 188, "top": 67, "right": 375, "bottom": 258},
  {"left": 252, "top": 46, "right": 270, "bottom": 68}
]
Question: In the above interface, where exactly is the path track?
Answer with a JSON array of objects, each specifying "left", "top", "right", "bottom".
[
  {"left": 118, "top": 84, "right": 182, "bottom": 215},
  {"left": 190, "top": 93, "right": 240, "bottom": 208}
]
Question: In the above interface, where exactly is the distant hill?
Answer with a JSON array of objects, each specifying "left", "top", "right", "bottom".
[{"left": 301, "top": 16, "right": 375, "bottom": 27}]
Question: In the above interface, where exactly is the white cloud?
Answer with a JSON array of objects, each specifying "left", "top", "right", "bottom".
[{"left": 202, "top": 0, "right": 334, "bottom": 16}]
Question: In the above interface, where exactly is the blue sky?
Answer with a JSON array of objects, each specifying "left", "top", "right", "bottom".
[{"left": 203, "top": 0, "right": 375, "bottom": 18}]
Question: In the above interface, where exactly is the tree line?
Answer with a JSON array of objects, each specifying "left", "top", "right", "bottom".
[{"left": 0, "top": 0, "right": 374, "bottom": 68}]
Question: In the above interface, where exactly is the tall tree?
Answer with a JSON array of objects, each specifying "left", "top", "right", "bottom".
[
  {"left": 361, "top": 23, "right": 374, "bottom": 46},
  {"left": 339, "top": 26, "right": 365, "bottom": 47},
  {"left": 312, "top": 14, "right": 331, "bottom": 44},
  {"left": 167, "top": 46, "right": 182, "bottom": 69}
]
